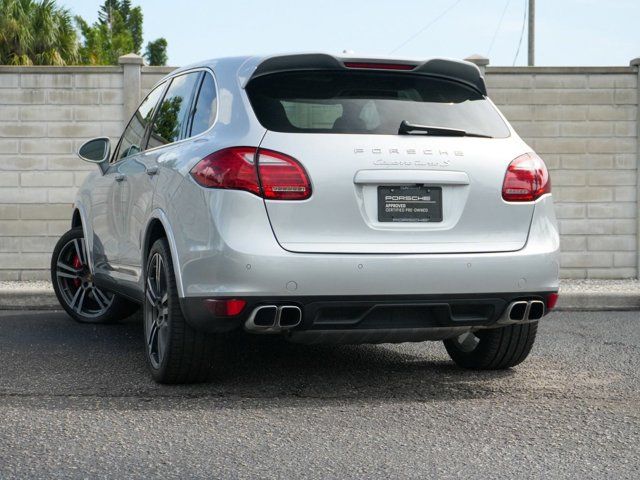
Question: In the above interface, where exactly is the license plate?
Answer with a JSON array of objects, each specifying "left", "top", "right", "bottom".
[{"left": 378, "top": 186, "right": 442, "bottom": 223}]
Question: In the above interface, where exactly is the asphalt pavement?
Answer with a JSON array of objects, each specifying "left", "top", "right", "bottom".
[{"left": 0, "top": 310, "right": 638, "bottom": 479}]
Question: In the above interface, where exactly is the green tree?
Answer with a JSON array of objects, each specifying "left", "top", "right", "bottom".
[
  {"left": 0, "top": 0, "right": 78, "bottom": 65},
  {"left": 77, "top": 1, "right": 167, "bottom": 66},
  {"left": 76, "top": 0, "right": 139, "bottom": 65},
  {"left": 144, "top": 38, "right": 167, "bottom": 66}
]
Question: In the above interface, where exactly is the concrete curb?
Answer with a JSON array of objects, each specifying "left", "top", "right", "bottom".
[
  {"left": 555, "top": 293, "right": 640, "bottom": 311},
  {"left": 1, "top": 280, "right": 639, "bottom": 312},
  {"left": 0, "top": 289, "right": 59, "bottom": 310}
]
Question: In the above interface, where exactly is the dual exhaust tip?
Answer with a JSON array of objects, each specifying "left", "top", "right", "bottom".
[
  {"left": 245, "top": 305, "right": 302, "bottom": 333},
  {"left": 503, "top": 300, "right": 546, "bottom": 323}
]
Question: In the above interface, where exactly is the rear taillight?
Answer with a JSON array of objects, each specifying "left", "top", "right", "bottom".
[
  {"left": 190, "top": 147, "right": 311, "bottom": 200},
  {"left": 502, "top": 153, "right": 551, "bottom": 202},
  {"left": 190, "top": 147, "right": 260, "bottom": 195},
  {"left": 257, "top": 149, "right": 311, "bottom": 200}
]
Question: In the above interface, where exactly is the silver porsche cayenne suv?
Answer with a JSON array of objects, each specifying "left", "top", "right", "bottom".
[{"left": 51, "top": 53, "right": 559, "bottom": 383}]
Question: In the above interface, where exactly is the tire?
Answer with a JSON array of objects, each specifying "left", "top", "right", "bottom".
[
  {"left": 443, "top": 322, "right": 538, "bottom": 370},
  {"left": 51, "top": 227, "right": 138, "bottom": 324},
  {"left": 143, "top": 237, "right": 215, "bottom": 384}
]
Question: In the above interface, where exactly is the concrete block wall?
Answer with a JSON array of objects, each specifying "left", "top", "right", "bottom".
[
  {"left": 0, "top": 59, "right": 174, "bottom": 280},
  {"left": 485, "top": 65, "right": 638, "bottom": 279},
  {"left": 0, "top": 56, "right": 638, "bottom": 280}
]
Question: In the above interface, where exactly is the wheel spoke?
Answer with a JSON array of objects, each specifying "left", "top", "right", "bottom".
[
  {"left": 57, "top": 261, "right": 80, "bottom": 274},
  {"left": 75, "top": 288, "right": 86, "bottom": 313},
  {"left": 57, "top": 260, "right": 82, "bottom": 280},
  {"left": 73, "top": 239, "right": 84, "bottom": 265},
  {"left": 92, "top": 288, "right": 106, "bottom": 310},
  {"left": 68, "top": 287, "right": 82, "bottom": 309},
  {"left": 155, "top": 256, "right": 162, "bottom": 294},
  {"left": 146, "top": 277, "right": 158, "bottom": 306},
  {"left": 80, "top": 238, "right": 88, "bottom": 266},
  {"left": 148, "top": 321, "right": 159, "bottom": 349},
  {"left": 68, "top": 286, "right": 87, "bottom": 313},
  {"left": 92, "top": 286, "right": 111, "bottom": 308},
  {"left": 56, "top": 269, "right": 81, "bottom": 280}
]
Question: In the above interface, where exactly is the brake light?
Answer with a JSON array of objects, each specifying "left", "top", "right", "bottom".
[
  {"left": 344, "top": 62, "right": 416, "bottom": 71},
  {"left": 190, "top": 147, "right": 260, "bottom": 195},
  {"left": 190, "top": 147, "right": 311, "bottom": 200},
  {"left": 502, "top": 153, "right": 551, "bottom": 202},
  {"left": 257, "top": 149, "right": 311, "bottom": 200}
]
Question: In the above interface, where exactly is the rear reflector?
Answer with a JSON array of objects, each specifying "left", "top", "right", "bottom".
[
  {"left": 204, "top": 298, "right": 246, "bottom": 317},
  {"left": 344, "top": 62, "right": 416, "bottom": 71},
  {"left": 546, "top": 293, "right": 559, "bottom": 311},
  {"left": 190, "top": 147, "right": 311, "bottom": 200},
  {"left": 502, "top": 152, "right": 551, "bottom": 202}
]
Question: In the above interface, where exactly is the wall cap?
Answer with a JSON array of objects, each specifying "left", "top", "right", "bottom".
[
  {"left": 464, "top": 54, "right": 490, "bottom": 67},
  {"left": 0, "top": 65, "right": 122, "bottom": 73},
  {"left": 486, "top": 66, "right": 635, "bottom": 74},
  {"left": 141, "top": 66, "right": 177, "bottom": 74},
  {"left": 118, "top": 53, "right": 144, "bottom": 65},
  {"left": 630, "top": 57, "right": 640, "bottom": 67}
]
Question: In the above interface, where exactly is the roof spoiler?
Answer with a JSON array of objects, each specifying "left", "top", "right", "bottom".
[{"left": 246, "top": 53, "right": 487, "bottom": 96}]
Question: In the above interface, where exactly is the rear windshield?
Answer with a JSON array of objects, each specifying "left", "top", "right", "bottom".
[{"left": 246, "top": 70, "right": 510, "bottom": 138}]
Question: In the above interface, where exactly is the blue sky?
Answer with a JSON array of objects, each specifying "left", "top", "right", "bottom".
[{"left": 60, "top": 0, "right": 640, "bottom": 67}]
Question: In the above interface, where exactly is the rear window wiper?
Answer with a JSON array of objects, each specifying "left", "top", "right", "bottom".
[{"left": 398, "top": 120, "right": 493, "bottom": 138}]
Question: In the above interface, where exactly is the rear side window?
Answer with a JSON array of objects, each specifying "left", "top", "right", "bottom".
[
  {"left": 190, "top": 73, "right": 218, "bottom": 137},
  {"left": 148, "top": 72, "right": 200, "bottom": 148},
  {"left": 246, "top": 71, "right": 509, "bottom": 138}
]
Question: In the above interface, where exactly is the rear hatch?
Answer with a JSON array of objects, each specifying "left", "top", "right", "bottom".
[{"left": 246, "top": 65, "right": 533, "bottom": 254}]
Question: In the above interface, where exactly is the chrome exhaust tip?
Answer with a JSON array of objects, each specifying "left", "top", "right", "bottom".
[
  {"left": 244, "top": 305, "right": 302, "bottom": 333},
  {"left": 278, "top": 305, "right": 302, "bottom": 328},
  {"left": 508, "top": 301, "right": 529, "bottom": 321},
  {"left": 500, "top": 299, "right": 546, "bottom": 324},
  {"left": 528, "top": 300, "right": 545, "bottom": 320},
  {"left": 245, "top": 305, "right": 278, "bottom": 332}
]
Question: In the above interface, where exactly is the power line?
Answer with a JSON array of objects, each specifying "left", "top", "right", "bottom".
[
  {"left": 389, "top": 0, "right": 464, "bottom": 54},
  {"left": 487, "top": 0, "right": 512, "bottom": 57},
  {"left": 513, "top": 0, "right": 528, "bottom": 65}
]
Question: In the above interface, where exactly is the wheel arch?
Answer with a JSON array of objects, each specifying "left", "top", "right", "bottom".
[
  {"left": 142, "top": 210, "right": 185, "bottom": 297},
  {"left": 71, "top": 209, "right": 82, "bottom": 228},
  {"left": 71, "top": 202, "right": 95, "bottom": 274}
]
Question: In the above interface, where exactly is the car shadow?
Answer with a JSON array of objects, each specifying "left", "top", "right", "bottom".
[{"left": 0, "top": 311, "right": 522, "bottom": 408}]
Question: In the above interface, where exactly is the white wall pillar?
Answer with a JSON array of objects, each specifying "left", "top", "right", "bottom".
[
  {"left": 464, "top": 54, "right": 490, "bottom": 76},
  {"left": 118, "top": 53, "right": 144, "bottom": 125}
]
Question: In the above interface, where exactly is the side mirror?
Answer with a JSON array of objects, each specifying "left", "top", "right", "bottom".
[{"left": 78, "top": 137, "right": 111, "bottom": 164}]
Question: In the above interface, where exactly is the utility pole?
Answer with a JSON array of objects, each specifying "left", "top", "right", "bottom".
[{"left": 527, "top": 0, "right": 535, "bottom": 66}]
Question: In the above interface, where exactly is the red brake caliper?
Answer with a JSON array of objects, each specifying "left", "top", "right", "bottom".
[{"left": 72, "top": 254, "right": 82, "bottom": 287}]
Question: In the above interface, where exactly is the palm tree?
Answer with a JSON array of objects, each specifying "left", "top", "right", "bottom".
[{"left": 0, "top": 0, "right": 78, "bottom": 65}]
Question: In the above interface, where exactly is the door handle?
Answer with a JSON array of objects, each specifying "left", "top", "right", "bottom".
[
  {"left": 146, "top": 166, "right": 159, "bottom": 176},
  {"left": 115, "top": 173, "right": 125, "bottom": 182}
]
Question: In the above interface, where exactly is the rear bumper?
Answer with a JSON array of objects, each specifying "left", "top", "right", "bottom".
[
  {"left": 180, "top": 291, "right": 556, "bottom": 338},
  {"left": 174, "top": 194, "right": 559, "bottom": 298},
  {"left": 169, "top": 186, "right": 559, "bottom": 334}
]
